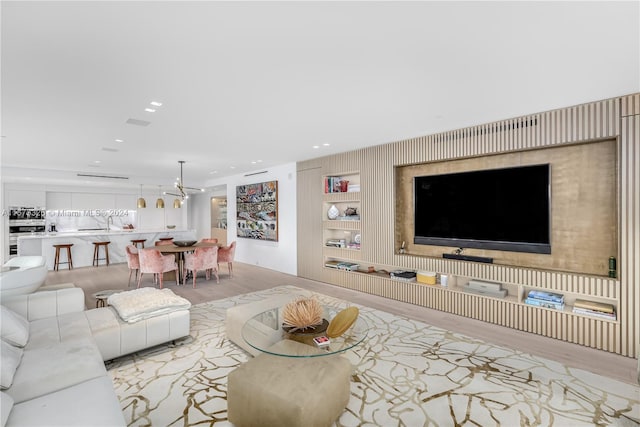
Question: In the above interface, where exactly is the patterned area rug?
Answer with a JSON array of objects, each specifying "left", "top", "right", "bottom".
[{"left": 106, "top": 285, "right": 640, "bottom": 426}]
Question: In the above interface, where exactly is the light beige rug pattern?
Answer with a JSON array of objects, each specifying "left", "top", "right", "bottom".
[{"left": 106, "top": 285, "right": 640, "bottom": 426}]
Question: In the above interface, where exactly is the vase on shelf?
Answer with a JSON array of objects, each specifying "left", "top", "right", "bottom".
[{"left": 327, "top": 204, "right": 340, "bottom": 220}]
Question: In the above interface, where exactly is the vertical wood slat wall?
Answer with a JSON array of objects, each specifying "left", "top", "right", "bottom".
[{"left": 297, "top": 94, "right": 639, "bottom": 357}]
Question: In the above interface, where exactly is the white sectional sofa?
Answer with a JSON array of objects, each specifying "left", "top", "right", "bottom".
[
  {"left": 0, "top": 256, "right": 47, "bottom": 297},
  {"left": 1, "top": 287, "right": 191, "bottom": 426}
]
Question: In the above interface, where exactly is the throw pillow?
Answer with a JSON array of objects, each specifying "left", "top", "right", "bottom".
[
  {"left": 0, "top": 340, "right": 23, "bottom": 389},
  {"left": 0, "top": 391, "right": 13, "bottom": 427},
  {"left": 0, "top": 306, "right": 29, "bottom": 347}
]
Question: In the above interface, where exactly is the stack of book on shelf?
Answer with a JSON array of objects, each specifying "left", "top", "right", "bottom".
[
  {"left": 324, "top": 260, "right": 359, "bottom": 271},
  {"left": 524, "top": 290, "right": 564, "bottom": 310},
  {"left": 325, "top": 260, "right": 341, "bottom": 269},
  {"left": 390, "top": 270, "right": 417, "bottom": 282},
  {"left": 324, "top": 177, "right": 348, "bottom": 193},
  {"left": 573, "top": 299, "right": 616, "bottom": 320},
  {"left": 325, "top": 239, "right": 346, "bottom": 248}
]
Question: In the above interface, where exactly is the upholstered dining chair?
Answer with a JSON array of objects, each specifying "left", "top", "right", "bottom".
[
  {"left": 125, "top": 245, "right": 140, "bottom": 287},
  {"left": 137, "top": 248, "right": 179, "bottom": 289},
  {"left": 217, "top": 241, "right": 236, "bottom": 278},
  {"left": 200, "top": 238, "right": 218, "bottom": 244},
  {"left": 183, "top": 246, "right": 219, "bottom": 288},
  {"left": 155, "top": 240, "right": 175, "bottom": 246}
]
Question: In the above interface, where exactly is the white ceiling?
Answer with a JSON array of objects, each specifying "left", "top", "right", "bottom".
[{"left": 1, "top": 1, "right": 638, "bottom": 190}]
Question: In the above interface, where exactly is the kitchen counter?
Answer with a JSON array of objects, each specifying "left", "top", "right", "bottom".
[{"left": 18, "top": 229, "right": 197, "bottom": 270}]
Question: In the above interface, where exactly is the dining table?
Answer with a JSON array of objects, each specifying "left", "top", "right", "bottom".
[{"left": 156, "top": 241, "right": 220, "bottom": 284}]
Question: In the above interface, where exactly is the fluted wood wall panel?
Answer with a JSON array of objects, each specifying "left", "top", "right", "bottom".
[
  {"left": 619, "top": 95, "right": 639, "bottom": 357},
  {"left": 298, "top": 94, "right": 639, "bottom": 356}
]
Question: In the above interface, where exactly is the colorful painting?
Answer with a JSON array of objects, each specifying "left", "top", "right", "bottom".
[{"left": 236, "top": 180, "right": 278, "bottom": 241}]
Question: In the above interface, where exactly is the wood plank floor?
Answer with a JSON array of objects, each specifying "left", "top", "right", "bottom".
[{"left": 45, "top": 261, "right": 639, "bottom": 385}]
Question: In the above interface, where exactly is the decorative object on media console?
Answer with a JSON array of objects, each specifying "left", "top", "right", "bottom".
[
  {"left": 608, "top": 256, "right": 617, "bottom": 278},
  {"left": 327, "top": 204, "right": 339, "bottom": 220},
  {"left": 281, "top": 297, "right": 323, "bottom": 332},
  {"left": 163, "top": 161, "right": 204, "bottom": 207},
  {"left": 137, "top": 184, "right": 146, "bottom": 209},
  {"left": 236, "top": 180, "right": 278, "bottom": 241}
]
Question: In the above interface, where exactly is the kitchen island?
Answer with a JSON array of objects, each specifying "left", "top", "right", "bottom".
[{"left": 18, "top": 229, "right": 197, "bottom": 270}]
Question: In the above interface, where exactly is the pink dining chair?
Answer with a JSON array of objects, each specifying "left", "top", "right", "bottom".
[
  {"left": 125, "top": 244, "right": 140, "bottom": 287},
  {"left": 137, "top": 248, "right": 179, "bottom": 289},
  {"left": 217, "top": 241, "right": 236, "bottom": 278},
  {"left": 200, "top": 238, "right": 218, "bottom": 244},
  {"left": 155, "top": 240, "right": 174, "bottom": 246},
  {"left": 183, "top": 246, "right": 219, "bottom": 288}
]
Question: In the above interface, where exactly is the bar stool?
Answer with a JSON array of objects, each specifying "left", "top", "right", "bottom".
[
  {"left": 131, "top": 239, "right": 146, "bottom": 249},
  {"left": 92, "top": 241, "right": 111, "bottom": 267},
  {"left": 53, "top": 244, "right": 74, "bottom": 271}
]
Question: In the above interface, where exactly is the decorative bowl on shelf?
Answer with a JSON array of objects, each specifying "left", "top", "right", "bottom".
[
  {"left": 166, "top": 225, "right": 176, "bottom": 229},
  {"left": 173, "top": 240, "right": 197, "bottom": 247}
]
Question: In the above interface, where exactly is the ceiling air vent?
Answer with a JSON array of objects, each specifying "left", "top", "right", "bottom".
[
  {"left": 126, "top": 118, "right": 151, "bottom": 127},
  {"left": 442, "top": 116, "right": 539, "bottom": 142},
  {"left": 77, "top": 173, "right": 129, "bottom": 180}
]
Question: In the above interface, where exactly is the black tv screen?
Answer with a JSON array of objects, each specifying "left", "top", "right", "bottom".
[{"left": 414, "top": 164, "right": 551, "bottom": 254}]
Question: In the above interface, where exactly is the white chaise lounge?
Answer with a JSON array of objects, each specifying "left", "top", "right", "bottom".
[{"left": 0, "top": 256, "right": 47, "bottom": 297}]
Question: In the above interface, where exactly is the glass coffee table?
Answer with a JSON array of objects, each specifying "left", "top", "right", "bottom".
[{"left": 241, "top": 305, "right": 368, "bottom": 358}]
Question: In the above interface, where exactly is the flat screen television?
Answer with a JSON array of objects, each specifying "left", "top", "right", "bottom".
[{"left": 414, "top": 164, "right": 551, "bottom": 254}]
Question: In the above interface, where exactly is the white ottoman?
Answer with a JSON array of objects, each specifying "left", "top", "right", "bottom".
[{"left": 85, "top": 306, "right": 190, "bottom": 361}]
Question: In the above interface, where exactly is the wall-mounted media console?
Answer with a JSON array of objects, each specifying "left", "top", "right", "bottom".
[{"left": 298, "top": 93, "right": 638, "bottom": 357}]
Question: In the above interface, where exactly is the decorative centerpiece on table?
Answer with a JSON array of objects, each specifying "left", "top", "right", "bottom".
[{"left": 282, "top": 297, "right": 329, "bottom": 344}]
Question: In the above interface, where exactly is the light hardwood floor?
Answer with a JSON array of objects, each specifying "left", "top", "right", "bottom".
[{"left": 45, "top": 261, "right": 639, "bottom": 385}]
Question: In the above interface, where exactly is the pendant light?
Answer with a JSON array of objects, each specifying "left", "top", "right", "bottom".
[
  {"left": 137, "top": 184, "right": 146, "bottom": 208},
  {"left": 156, "top": 186, "right": 165, "bottom": 209},
  {"left": 163, "top": 161, "right": 204, "bottom": 208}
]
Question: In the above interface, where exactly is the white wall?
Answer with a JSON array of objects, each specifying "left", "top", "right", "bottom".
[
  {"left": 197, "top": 163, "right": 297, "bottom": 275},
  {"left": 189, "top": 186, "right": 226, "bottom": 241}
]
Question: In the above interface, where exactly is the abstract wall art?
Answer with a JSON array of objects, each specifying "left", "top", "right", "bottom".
[{"left": 236, "top": 180, "right": 278, "bottom": 241}]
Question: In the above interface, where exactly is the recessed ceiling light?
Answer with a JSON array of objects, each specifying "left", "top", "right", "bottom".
[
  {"left": 115, "top": 139, "right": 123, "bottom": 143},
  {"left": 145, "top": 108, "right": 156, "bottom": 113},
  {"left": 126, "top": 118, "right": 151, "bottom": 127},
  {"left": 102, "top": 147, "right": 119, "bottom": 152},
  {"left": 323, "top": 143, "right": 330, "bottom": 147},
  {"left": 313, "top": 145, "right": 319, "bottom": 149},
  {"left": 94, "top": 160, "right": 101, "bottom": 164},
  {"left": 209, "top": 171, "right": 218, "bottom": 174},
  {"left": 251, "top": 161, "right": 256, "bottom": 164},
  {"left": 150, "top": 101, "right": 163, "bottom": 107},
  {"left": 257, "top": 160, "right": 263, "bottom": 163},
  {"left": 230, "top": 166, "right": 236, "bottom": 169}
]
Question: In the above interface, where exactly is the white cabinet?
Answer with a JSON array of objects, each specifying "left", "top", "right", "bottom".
[
  {"left": 115, "top": 194, "right": 137, "bottom": 210},
  {"left": 71, "top": 193, "right": 116, "bottom": 210},
  {"left": 7, "top": 190, "right": 46, "bottom": 207},
  {"left": 46, "top": 192, "right": 72, "bottom": 210}
]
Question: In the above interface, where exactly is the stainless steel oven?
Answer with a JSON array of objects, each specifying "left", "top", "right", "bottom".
[
  {"left": 8, "top": 207, "right": 46, "bottom": 256},
  {"left": 9, "top": 207, "right": 46, "bottom": 221}
]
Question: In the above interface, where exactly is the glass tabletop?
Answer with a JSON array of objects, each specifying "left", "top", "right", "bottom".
[{"left": 241, "top": 305, "right": 368, "bottom": 358}]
